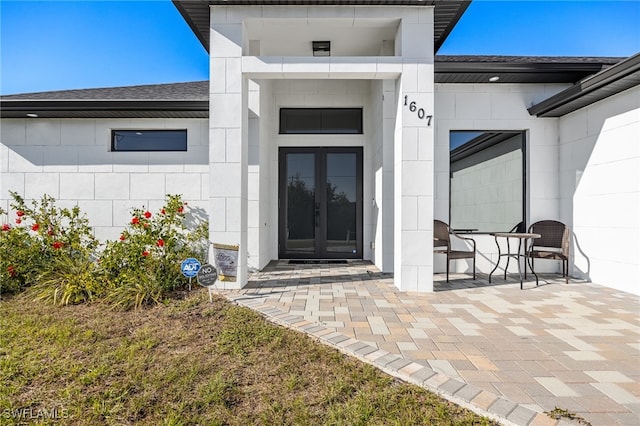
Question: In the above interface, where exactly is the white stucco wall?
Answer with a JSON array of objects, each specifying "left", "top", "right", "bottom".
[
  {"left": 0, "top": 118, "right": 209, "bottom": 242},
  {"left": 434, "top": 83, "right": 570, "bottom": 275},
  {"left": 559, "top": 86, "right": 640, "bottom": 294}
]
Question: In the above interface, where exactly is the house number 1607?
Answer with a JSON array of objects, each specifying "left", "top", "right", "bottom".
[{"left": 404, "top": 95, "right": 433, "bottom": 126}]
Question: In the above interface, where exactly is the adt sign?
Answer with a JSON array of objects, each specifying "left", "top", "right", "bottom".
[{"left": 181, "top": 258, "right": 201, "bottom": 278}]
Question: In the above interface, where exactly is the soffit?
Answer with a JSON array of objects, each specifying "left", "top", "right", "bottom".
[
  {"left": 172, "top": 0, "right": 470, "bottom": 53},
  {"left": 435, "top": 56, "right": 624, "bottom": 84}
]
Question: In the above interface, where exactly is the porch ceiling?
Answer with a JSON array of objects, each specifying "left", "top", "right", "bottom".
[{"left": 172, "top": 0, "right": 471, "bottom": 53}]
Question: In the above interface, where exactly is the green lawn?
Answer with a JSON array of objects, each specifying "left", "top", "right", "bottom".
[{"left": 0, "top": 291, "right": 496, "bottom": 425}]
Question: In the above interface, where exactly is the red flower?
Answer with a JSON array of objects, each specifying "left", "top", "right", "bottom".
[
  {"left": 15, "top": 218, "right": 21, "bottom": 224},
  {"left": 31, "top": 223, "right": 40, "bottom": 232},
  {"left": 144, "top": 211, "right": 152, "bottom": 219},
  {"left": 119, "top": 234, "right": 126, "bottom": 241},
  {"left": 131, "top": 217, "right": 140, "bottom": 225},
  {"left": 52, "top": 241, "right": 63, "bottom": 249},
  {"left": 160, "top": 208, "right": 166, "bottom": 215},
  {"left": 156, "top": 239, "right": 164, "bottom": 247},
  {"left": 142, "top": 250, "right": 150, "bottom": 257},
  {"left": 177, "top": 206, "right": 184, "bottom": 214},
  {"left": 7, "top": 265, "right": 17, "bottom": 277},
  {"left": 1, "top": 224, "right": 10, "bottom": 231},
  {"left": 16, "top": 210, "right": 25, "bottom": 217},
  {"left": 47, "top": 229, "right": 54, "bottom": 236}
]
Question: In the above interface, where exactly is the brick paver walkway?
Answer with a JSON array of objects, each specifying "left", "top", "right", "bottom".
[{"left": 215, "top": 261, "right": 640, "bottom": 426}]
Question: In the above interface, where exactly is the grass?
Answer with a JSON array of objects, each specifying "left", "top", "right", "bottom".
[
  {"left": 545, "top": 407, "right": 591, "bottom": 425},
  {"left": 0, "top": 291, "right": 497, "bottom": 425}
]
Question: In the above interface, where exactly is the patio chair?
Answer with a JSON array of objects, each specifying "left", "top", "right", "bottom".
[
  {"left": 434, "top": 220, "right": 476, "bottom": 283},
  {"left": 509, "top": 221, "right": 525, "bottom": 233},
  {"left": 525, "top": 220, "right": 570, "bottom": 284}
]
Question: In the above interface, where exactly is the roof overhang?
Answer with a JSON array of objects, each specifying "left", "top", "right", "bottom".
[
  {"left": 0, "top": 100, "right": 209, "bottom": 119},
  {"left": 435, "top": 56, "right": 623, "bottom": 84},
  {"left": 172, "top": 0, "right": 470, "bottom": 53},
  {"left": 528, "top": 52, "right": 640, "bottom": 117}
]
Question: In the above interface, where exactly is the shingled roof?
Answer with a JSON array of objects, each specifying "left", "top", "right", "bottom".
[
  {"left": 2, "top": 55, "right": 635, "bottom": 119},
  {"left": 1, "top": 81, "right": 209, "bottom": 101},
  {"left": 0, "top": 81, "right": 209, "bottom": 119}
]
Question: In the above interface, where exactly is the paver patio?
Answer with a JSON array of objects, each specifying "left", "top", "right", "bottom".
[{"left": 214, "top": 261, "right": 640, "bottom": 426}]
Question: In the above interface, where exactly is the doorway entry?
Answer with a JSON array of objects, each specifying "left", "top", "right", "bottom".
[{"left": 279, "top": 147, "right": 363, "bottom": 259}]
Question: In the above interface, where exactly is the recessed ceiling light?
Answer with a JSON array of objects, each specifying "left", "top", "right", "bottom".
[
  {"left": 26, "top": 113, "right": 39, "bottom": 118},
  {"left": 489, "top": 76, "right": 500, "bottom": 82}
]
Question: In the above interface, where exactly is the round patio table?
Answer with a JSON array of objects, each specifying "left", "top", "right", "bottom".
[{"left": 489, "top": 232, "right": 540, "bottom": 289}]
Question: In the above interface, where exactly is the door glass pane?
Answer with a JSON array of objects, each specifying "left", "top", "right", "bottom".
[
  {"left": 326, "top": 153, "right": 357, "bottom": 253},
  {"left": 286, "top": 153, "right": 315, "bottom": 253}
]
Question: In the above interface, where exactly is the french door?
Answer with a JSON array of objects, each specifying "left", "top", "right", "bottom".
[{"left": 279, "top": 147, "right": 363, "bottom": 259}]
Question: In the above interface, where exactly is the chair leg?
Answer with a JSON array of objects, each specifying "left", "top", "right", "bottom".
[
  {"left": 473, "top": 256, "right": 476, "bottom": 280},
  {"left": 446, "top": 258, "right": 450, "bottom": 283}
]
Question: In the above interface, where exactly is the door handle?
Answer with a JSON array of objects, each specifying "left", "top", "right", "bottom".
[{"left": 315, "top": 202, "right": 320, "bottom": 227}]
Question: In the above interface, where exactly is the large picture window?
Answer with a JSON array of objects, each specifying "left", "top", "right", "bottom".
[
  {"left": 111, "top": 130, "right": 187, "bottom": 151},
  {"left": 449, "top": 131, "right": 525, "bottom": 233},
  {"left": 279, "top": 108, "right": 363, "bottom": 134}
]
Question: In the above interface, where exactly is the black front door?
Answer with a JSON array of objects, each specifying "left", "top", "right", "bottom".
[{"left": 279, "top": 147, "right": 362, "bottom": 259}]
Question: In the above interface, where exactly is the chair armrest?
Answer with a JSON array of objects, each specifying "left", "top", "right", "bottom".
[{"left": 450, "top": 232, "right": 476, "bottom": 251}]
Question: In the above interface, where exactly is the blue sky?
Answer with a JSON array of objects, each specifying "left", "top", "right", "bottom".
[{"left": 1, "top": 0, "right": 639, "bottom": 95}]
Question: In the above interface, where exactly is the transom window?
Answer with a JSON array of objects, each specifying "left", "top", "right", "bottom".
[
  {"left": 111, "top": 130, "right": 187, "bottom": 152},
  {"left": 449, "top": 131, "right": 526, "bottom": 233},
  {"left": 279, "top": 108, "right": 363, "bottom": 134}
]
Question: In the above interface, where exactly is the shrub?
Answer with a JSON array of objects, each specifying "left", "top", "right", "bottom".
[
  {"left": 0, "top": 192, "right": 100, "bottom": 301},
  {"left": 99, "top": 194, "right": 209, "bottom": 310}
]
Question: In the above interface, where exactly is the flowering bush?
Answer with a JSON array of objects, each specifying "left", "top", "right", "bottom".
[
  {"left": 1, "top": 192, "right": 209, "bottom": 309},
  {"left": 0, "top": 191, "right": 100, "bottom": 302},
  {"left": 99, "top": 194, "right": 209, "bottom": 310}
]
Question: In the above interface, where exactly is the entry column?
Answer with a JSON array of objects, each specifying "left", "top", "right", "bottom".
[
  {"left": 394, "top": 16, "right": 435, "bottom": 292},
  {"left": 209, "top": 15, "right": 249, "bottom": 288}
]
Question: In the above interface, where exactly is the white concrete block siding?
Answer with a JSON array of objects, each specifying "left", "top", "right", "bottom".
[
  {"left": 0, "top": 118, "right": 209, "bottom": 242},
  {"left": 560, "top": 86, "right": 640, "bottom": 294}
]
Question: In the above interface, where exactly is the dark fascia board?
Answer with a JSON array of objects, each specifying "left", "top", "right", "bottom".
[
  {"left": 0, "top": 100, "right": 209, "bottom": 119},
  {"left": 528, "top": 52, "right": 640, "bottom": 117},
  {"left": 172, "top": 0, "right": 470, "bottom": 53}
]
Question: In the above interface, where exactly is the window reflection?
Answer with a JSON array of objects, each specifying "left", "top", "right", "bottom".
[{"left": 449, "top": 131, "right": 525, "bottom": 233}]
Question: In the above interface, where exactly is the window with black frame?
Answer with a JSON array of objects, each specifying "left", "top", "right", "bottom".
[
  {"left": 279, "top": 108, "right": 363, "bottom": 134},
  {"left": 449, "top": 131, "right": 525, "bottom": 233},
  {"left": 111, "top": 130, "right": 187, "bottom": 151}
]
